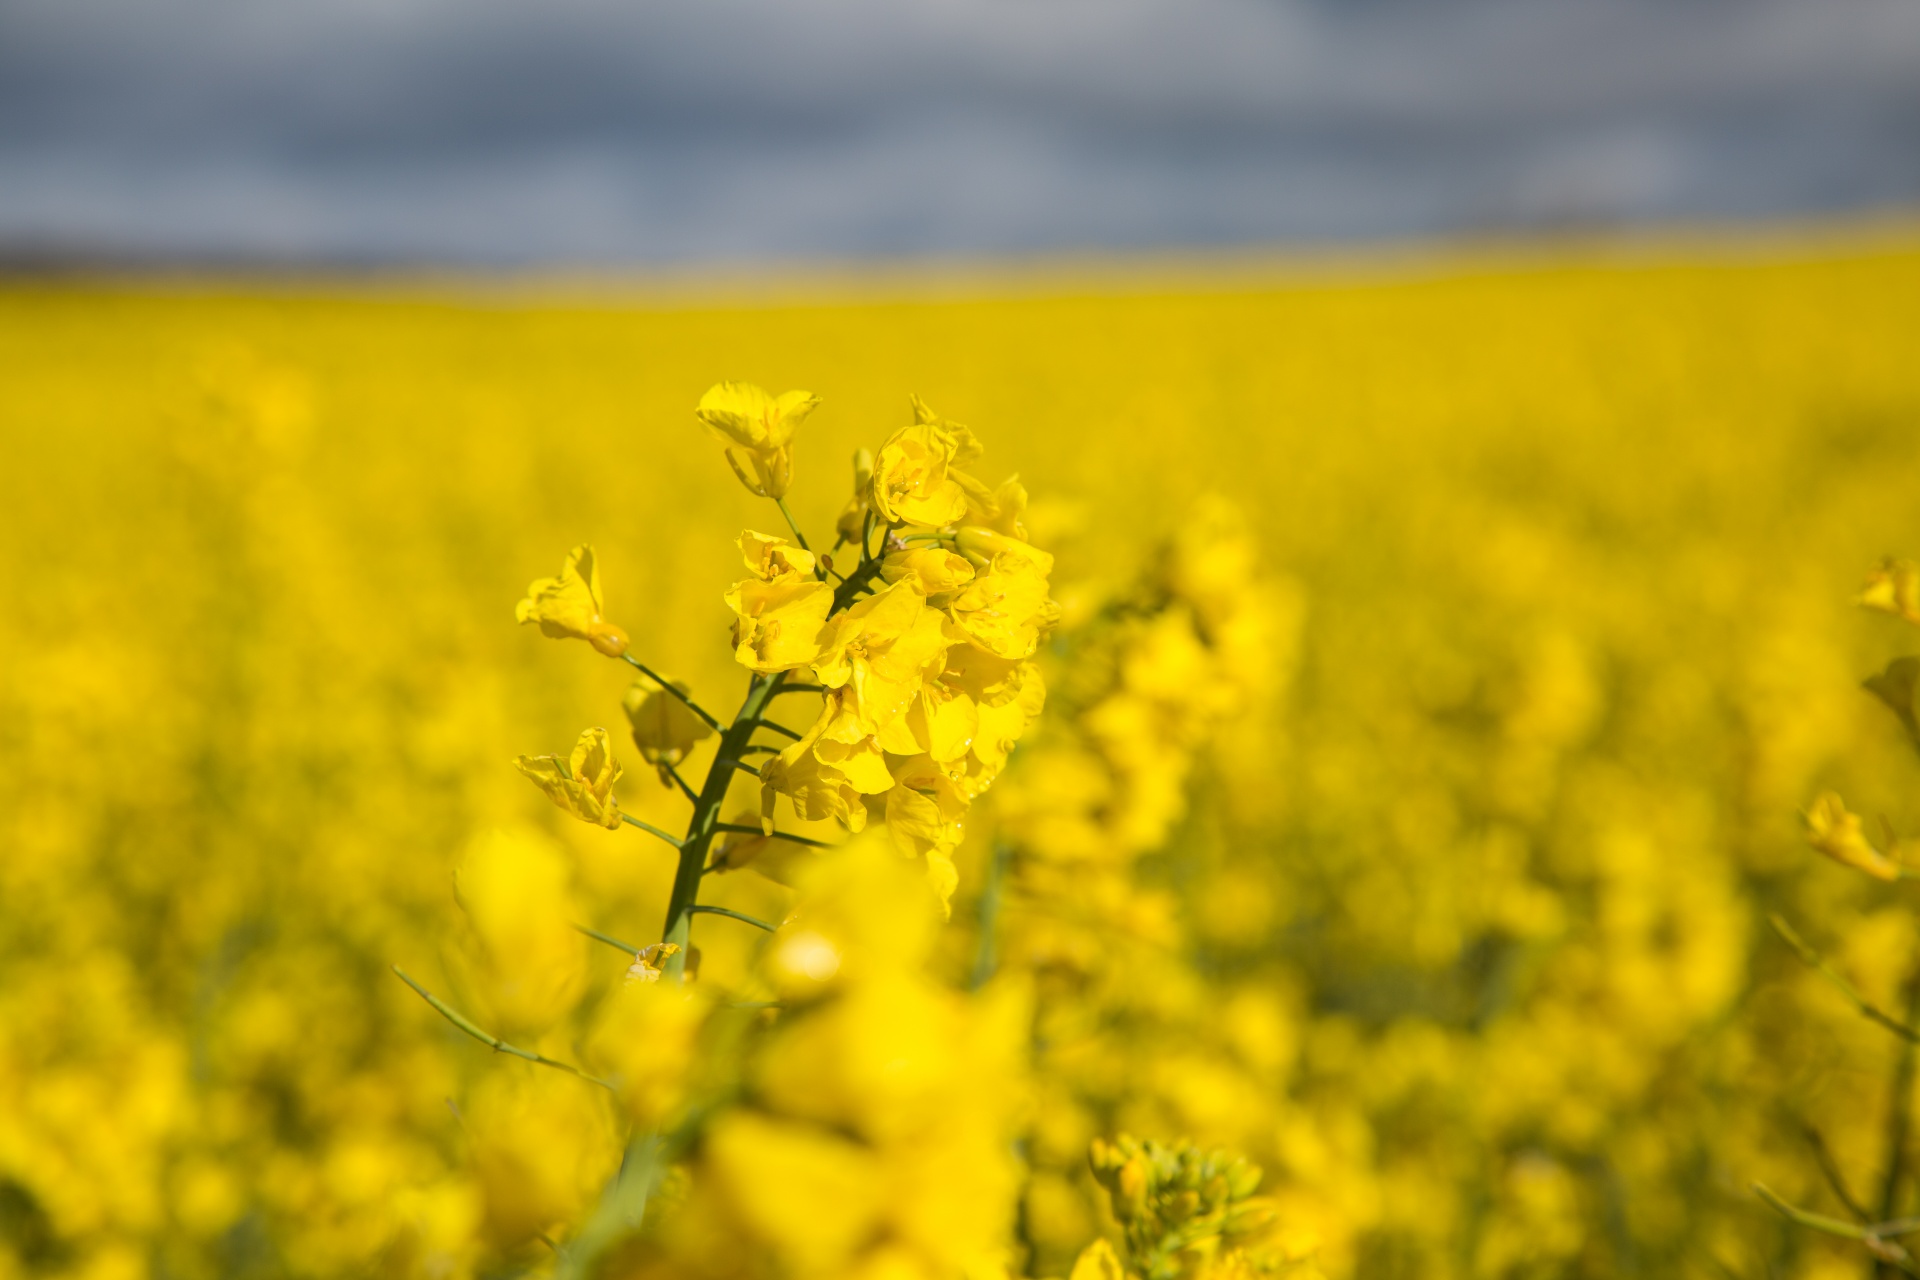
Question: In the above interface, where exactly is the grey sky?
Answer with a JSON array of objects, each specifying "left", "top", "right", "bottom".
[{"left": 1, "top": 0, "right": 1916, "bottom": 265}]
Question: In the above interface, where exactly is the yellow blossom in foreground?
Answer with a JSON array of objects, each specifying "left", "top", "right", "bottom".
[
  {"left": 882, "top": 546, "right": 977, "bottom": 595},
  {"left": 514, "top": 726, "right": 626, "bottom": 829},
  {"left": 515, "top": 544, "right": 630, "bottom": 657},
  {"left": 585, "top": 976, "right": 710, "bottom": 1129},
  {"left": 1803, "top": 791, "right": 1905, "bottom": 881},
  {"left": 623, "top": 673, "right": 714, "bottom": 785},
  {"left": 696, "top": 381, "right": 820, "bottom": 499},
  {"left": 465, "top": 1068, "right": 619, "bottom": 1252},
  {"left": 453, "top": 827, "right": 588, "bottom": 1032}
]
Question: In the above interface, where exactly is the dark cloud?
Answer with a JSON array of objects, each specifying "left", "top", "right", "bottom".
[{"left": 1, "top": 0, "right": 1915, "bottom": 264}]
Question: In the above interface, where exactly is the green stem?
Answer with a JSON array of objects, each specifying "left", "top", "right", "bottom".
[
  {"left": 659, "top": 673, "right": 786, "bottom": 979},
  {"left": 621, "top": 812, "right": 685, "bottom": 849},
  {"left": 1877, "top": 959, "right": 1920, "bottom": 1264},
  {"left": 688, "top": 904, "right": 779, "bottom": 933},
  {"left": 772, "top": 684, "right": 826, "bottom": 697},
  {"left": 745, "top": 718, "right": 802, "bottom": 740},
  {"left": 392, "top": 966, "right": 614, "bottom": 1091},
  {"left": 664, "top": 763, "right": 699, "bottom": 804},
  {"left": 775, "top": 497, "right": 813, "bottom": 553},
  {"left": 621, "top": 655, "right": 723, "bottom": 732},
  {"left": 713, "top": 822, "right": 835, "bottom": 849},
  {"left": 831, "top": 557, "right": 887, "bottom": 612},
  {"left": 575, "top": 923, "right": 645, "bottom": 955},
  {"left": 970, "top": 838, "right": 1012, "bottom": 990},
  {"left": 1773, "top": 915, "right": 1920, "bottom": 1042}
]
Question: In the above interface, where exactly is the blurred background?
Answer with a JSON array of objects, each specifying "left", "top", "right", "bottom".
[{"left": 1, "top": 0, "right": 1918, "bottom": 268}]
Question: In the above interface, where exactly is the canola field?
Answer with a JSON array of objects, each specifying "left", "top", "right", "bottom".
[{"left": 4, "top": 237, "right": 1920, "bottom": 1280}]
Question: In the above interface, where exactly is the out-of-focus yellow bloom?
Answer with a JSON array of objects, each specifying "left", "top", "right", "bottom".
[
  {"left": 1071, "top": 1238, "right": 1128, "bottom": 1280},
  {"left": 585, "top": 977, "right": 710, "bottom": 1128},
  {"left": 514, "top": 726, "right": 626, "bottom": 829},
  {"left": 837, "top": 447, "right": 876, "bottom": 544},
  {"left": 465, "top": 1068, "right": 619, "bottom": 1252},
  {"left": 1858, "top": 557, "right": 1920, "bottom": 626},
  {"left": 515, "top": 544, "right": 630, "bottom": 657},
  {"left": 624, "top": 673, "right": 713, "bottom": 785},
  {"left": 869, "top": 399, "right": 982, "bottom": 526},
  {"left": 1803, "top": 791, "right": 1905, "bottom": 881},
  {"left": 696, "top": 381, "right": 820, "bottom": 499},
  {"left": 763, "top": 834, "right": 942, "bottom": 999},
  {"left": 453, "top": 827, "right": 589, "bottom": 1032}
]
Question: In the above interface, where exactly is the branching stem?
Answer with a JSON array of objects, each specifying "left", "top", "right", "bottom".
[
  {"left": 621, "top": 813, "right": 685, "bottom": 849},
  {"left": 620, "top": 655, "right": 723, "bottom": 732},
  {"left": 392, "top": 967, "right": 614, "bottom": 1091},
  {"left": 688, "top": 904, "right": 779, "bottom": 933}
]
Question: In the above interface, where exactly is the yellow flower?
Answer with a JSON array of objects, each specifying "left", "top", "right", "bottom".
[
  {"left": 738, "top": 529, "right": 818, "bottom": 582},
  {"left": 585, "top": 977, "right": 710, "bottom": 1129},
  {"left": 703, "top": 1111, "right": 884, "bottom": 1273},
  {"left": 837, "top": 447, "right": 876, "bottom": 545},
  {"left": 1069, "top": 1239, "right": 1127, "bottom": 1280},
  {"left": 1804, "top": 791, "right": 1905, "bottom": 881},
  {"left": 882, "top": 546, "right": 976, "bottom": 596},
  {"left": 869, "top": 398, "right": 982, "bottom": 527},
  {"left": 696, "top": 381, "right": 820, "bottom": 500},
  {"left": 814, "top": 579, "right": 950, "bottom": 742},
  {"left": 883, "top": 755, "right": 971, "bottom": 911},
  {"left": 1859, "top": 557, "right": 1920, "bottom": 626},
  {"left": 946, "top": 531, "right": 1058, "bottom": 661},
  {"left": 725, "top": 574, "right": 834, "bottom": 673},
  {"left": 514, "top": 726, "right": 626, "bottom": 830},
  {"left": 956, "top": 472, "right": 1031, "bottom": 541},
  {"left": 453, "top": 827, "right": 588, "bottom": 1032},
  {"left": 760, "top": 702, "right": 879, "bottom": 837},
  {"left": 466, "top": 1068, "right": 619, "bottom": 1251},
  {"left": 623, "top": 674, "right": 714, "bottom": 785},
  {"left": 515, "top": 545, "right": 630, "bottom": 657}
]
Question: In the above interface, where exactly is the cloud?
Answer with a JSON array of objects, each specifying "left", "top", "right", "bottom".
[{"left": 1, "top": 0, "right": 1915, "bottom": 263}]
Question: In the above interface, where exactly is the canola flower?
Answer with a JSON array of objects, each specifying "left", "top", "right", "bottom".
[{"left": 389, "top": 382, "right": 1071, "bottom": 1272}]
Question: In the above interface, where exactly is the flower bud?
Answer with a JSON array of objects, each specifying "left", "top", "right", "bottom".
[{"left": 588, "top": 620, "right": 630, "bottom": 658}]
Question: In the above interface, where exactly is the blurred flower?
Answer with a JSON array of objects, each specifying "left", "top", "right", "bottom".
[
  {"left": 516, "top": 544, "right": 630, "bottom": 657},
  {"left": 624, "top": 673, "right": 714, "bottom": 786}
]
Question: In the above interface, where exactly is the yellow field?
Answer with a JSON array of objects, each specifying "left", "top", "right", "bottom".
[{"left": 4, "top": 236, "right": 1920, "bottom": 1279}]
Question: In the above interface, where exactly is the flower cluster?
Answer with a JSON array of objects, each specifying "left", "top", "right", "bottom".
[{"left": 733, "top": 394, "right": 1056, "bottom": 908}]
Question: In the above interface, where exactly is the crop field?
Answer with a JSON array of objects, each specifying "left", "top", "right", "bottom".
[{"left": 4, "top": 235, "right": 1920, "bottom": 1280}]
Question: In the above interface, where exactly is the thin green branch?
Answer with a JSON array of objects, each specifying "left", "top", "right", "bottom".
[
  {"left": 664, "top": 763, "right": 699, "bottom": 805},
  {"left": 771, "top": 684, "right": 826, "bottom": 697},
  {"left": 621, "top": 812, "right": 686, "bottom": 849},
  {"left": 718, "top": 758, "right": 762, "bottom": 778},
  {"left": 737, "top": 744, "right": 781, "bottom": 756},
  {"left": 746, "top": 717, "right": 802, "bottom": 740},
  {"left": 1771, "top": 915, "right": 1920, "bottom": 1041},
  {"left": 1754, "top": 1183, "right": 1920, "bottom": 1272},
  {"left": 714, "top": 822, "right": 835, "bottom": 849},
  {"left": 688, "top": 904, "right": 780, "bottom": 932},
  {"left": 970, "top": 838, "right": 1012, "bottom": 991},
  {"left": 575, "top": 923, "right": 644, "bottom": 956},
  {"left": 620, "top": 655, "right": 723, "bottom": 732},
  {"left": 775, "top": 496, "right": 813, "bottom": 554},
  {"left": 392, "top": 966, "right": 614, "bottom": 1091},
  {"left": 1803, "top": 1122, "right": 1873, "bottom": 1222}
]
